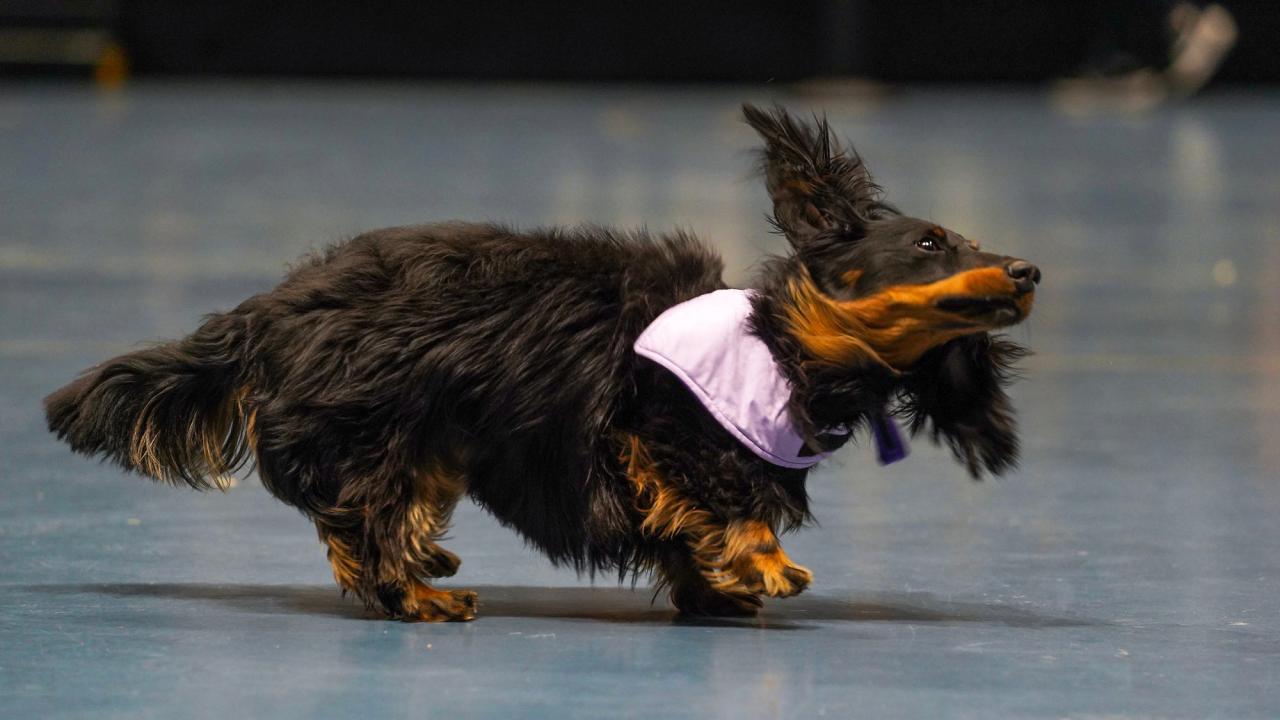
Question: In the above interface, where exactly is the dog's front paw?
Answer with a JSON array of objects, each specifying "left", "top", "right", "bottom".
[
  {"left": 732, "top": 550, "right": 812, "bottom": 598},
  {"left": 406, "top": 584, "right": 478, "bottom": 622}
]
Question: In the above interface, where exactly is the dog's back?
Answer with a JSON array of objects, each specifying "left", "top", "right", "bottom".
[
  {"left": 252, "top": 222, "right": 725, "bottom": 560},
  {"left": 47, "top": 221, "right": 726, "bottom": 593}
]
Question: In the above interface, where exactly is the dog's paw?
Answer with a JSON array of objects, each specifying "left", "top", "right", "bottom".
[
  {"left": 406, "top": 585, "right": 478, "bottom": 622},
  {"left": 733, "top": 550, "right": 812, "bottom": 598}
]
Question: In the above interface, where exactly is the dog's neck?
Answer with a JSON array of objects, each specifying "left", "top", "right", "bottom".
[{"left": 747, "top": 257, "right": 905, "bottom": 445}]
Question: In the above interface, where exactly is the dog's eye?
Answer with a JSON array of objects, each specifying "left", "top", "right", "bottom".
[{"left": 915, "top": 237, "right": 941, "bottom": 252}]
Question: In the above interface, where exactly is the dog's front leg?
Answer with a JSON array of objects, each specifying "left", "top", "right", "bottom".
[
  {"left": 627, "top": 440, "right": 808, "bottom": 614},
  {"left": 625, "top": 435, "right": 811, "bottom": 614},
  {"left": 653, "top": 515, "right": 813, "bottom": 616},
  {"left": 657, "top": 540, "right": 761, "bottom": 616},
  {"left": 714, "top": 519, "right": 813, "bottom": 598}
]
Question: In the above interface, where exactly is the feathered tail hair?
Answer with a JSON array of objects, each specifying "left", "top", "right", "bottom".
[{"left": 44, "top": 311, "right": 255, "bottom": 490}]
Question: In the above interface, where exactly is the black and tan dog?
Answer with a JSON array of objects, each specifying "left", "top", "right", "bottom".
[{"left": 45, "top": 105, "right": 1039, "bottom": 621}]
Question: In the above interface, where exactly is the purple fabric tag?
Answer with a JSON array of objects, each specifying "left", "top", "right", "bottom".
[{"left": 871, "top": 413, "right": 909, "bottom": 465}]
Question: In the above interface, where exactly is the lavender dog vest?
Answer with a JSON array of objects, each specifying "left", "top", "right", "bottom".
[{"left": 633, "top": 289, "right": 844, "bottom": 468}]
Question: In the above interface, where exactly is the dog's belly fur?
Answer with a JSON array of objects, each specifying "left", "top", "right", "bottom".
[{"left": 238, "top": 222, "right": 754, "bottom": 568}]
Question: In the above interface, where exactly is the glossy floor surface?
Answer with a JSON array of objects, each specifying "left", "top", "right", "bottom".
[{"left": 2, "top": 83, "right": 1278, "bottom": 719}]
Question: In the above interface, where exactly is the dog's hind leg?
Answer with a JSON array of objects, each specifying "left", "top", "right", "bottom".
[
  {"left": 402, "top": 466, "right": 468, "bottom": 581},
  {"left": 317, "top": 518, "right": 476, "bottom": 622},
  {"left": 315, "top": 466, "right": 475, "bottom": 622}
]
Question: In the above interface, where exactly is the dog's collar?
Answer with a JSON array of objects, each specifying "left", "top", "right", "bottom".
[{"left": 634, "top": 289, "right": 906, "bottom": 469}]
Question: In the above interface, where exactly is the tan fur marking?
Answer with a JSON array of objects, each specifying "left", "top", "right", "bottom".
[
  {"left": 624, "top": 438, "right": 811, "bottom": 599},
  {"left": 322, "top": 533, "right": 361, "bottom": 592},
  {"left": 840, "top": 269, "right": 863, "bottom": 287},
  {"left": 784, "top": 266, "right": 1034, "bottom": 370},
  {"left": 624, "top": 435, "right": 735, "bottom": 589},
  {"left": 721, "top": 520, "right": 812, "bottom": 598},
  {"left": 721, "top": 519, "right": 780, "bottom": 559},
  {"left": 128, "top": 410, "right": 163, "bottom": 480},
  {"left": 625, "top": 436, "right": 720, "bottom": 542},
  {"left": 127, "top": 383, "right": 257, "bottom": 489},
  {"left": 410, "top": 582, "right": 455, "bottom": 605},
  {"left": 237, "top": 386, "right": 260, "bottom": 463},
  {"left": 405, "top": 581, "right": 478, "bottom": 622},
  {"left": 402, "top": 465, "right": 467, "bottom": 577},
  {"left": 314, "top": 461, "right": 472, "bottom": 620}
]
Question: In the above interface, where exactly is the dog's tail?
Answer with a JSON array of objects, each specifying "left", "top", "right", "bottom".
[{"left": 44, "top": 311, "right": 256, "bottom": 490}]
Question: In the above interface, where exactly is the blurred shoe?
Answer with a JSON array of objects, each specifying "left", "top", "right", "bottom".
[
  {"left": 1165, "top": 3, "right": 1238, "bottom": 97},
  {"left": 1050, "top": 2, "right": 1237, "bottom": 114}
]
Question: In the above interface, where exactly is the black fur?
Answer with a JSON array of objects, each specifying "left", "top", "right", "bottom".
[
  {"left": 45, "top": 104, "right": 1039, "bottom": 620},
  {"left": 898, "top": 334, "right": 1028, "bottom": 479}
]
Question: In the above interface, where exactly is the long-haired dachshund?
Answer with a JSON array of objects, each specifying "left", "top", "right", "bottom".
[{"left": 45, "top": 104, "right": 1039, "bottom": 621}]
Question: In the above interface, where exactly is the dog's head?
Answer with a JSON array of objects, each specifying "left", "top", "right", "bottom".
[
  {"left": 744, "top": 103, "right": 1038, "bottom": 477},
  {"left": 743, "top": 103, "right": 1038, "bottom": 371}
]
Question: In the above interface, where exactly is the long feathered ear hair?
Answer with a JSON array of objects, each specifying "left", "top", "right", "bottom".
[
  {"left": 896, "top": 333, "right": 1029, "bottom": 479},
  {"left": 742, "top": 103, "right": 895, "bottom": 258}
]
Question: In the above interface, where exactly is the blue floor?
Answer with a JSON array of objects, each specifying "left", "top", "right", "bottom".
[{"left": 2, "top": 82, "right": 1279, "bottom": 719}]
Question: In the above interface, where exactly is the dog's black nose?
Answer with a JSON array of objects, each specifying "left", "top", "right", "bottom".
[{"left": 1006, "top": 261, "right": 1041, "bottom": 293}]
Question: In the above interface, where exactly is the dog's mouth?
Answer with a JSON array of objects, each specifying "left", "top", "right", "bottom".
[
  {"left": 782, "top": 265, "right": 1036, "bottom": 371},
  {"left": 933, "top": 293, "right": 1030, "bottom": 327}
]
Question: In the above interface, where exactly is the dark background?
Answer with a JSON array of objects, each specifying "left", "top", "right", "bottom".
[{"left": 4, "top": 0, "right": 1278, "bottom": 83}]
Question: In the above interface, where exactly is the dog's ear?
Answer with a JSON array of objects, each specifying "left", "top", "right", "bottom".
[
  {"left": 897, "top": 334, "right": 1028, "bottom": 479},
  {"left": 742, "top": 103, "right": 886, "bottom": 252}
]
